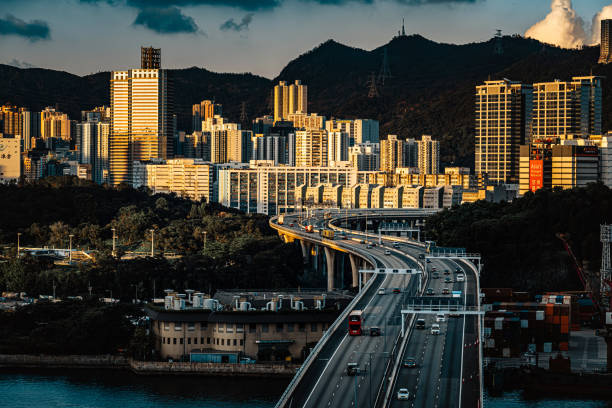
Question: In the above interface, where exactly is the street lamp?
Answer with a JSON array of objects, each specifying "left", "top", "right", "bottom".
[
  {"left": 149, "top": 229, "right": 155, "bottom": 257},
  {"left": 202, "top": 231, "right": 207, "bottom": 251},
  {"left": 16, "top": 232, "right": 21, "bottom": 259},
  {"left": 111, "top": 227, "right": 117, "bottom": 257},
  {"left": 69, "top": 234, "right": 74, "bottom": 264}
]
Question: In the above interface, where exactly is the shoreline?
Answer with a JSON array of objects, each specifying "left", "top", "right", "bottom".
[{"left": 0, "top": 354, "right": 299, "bottom": 377}]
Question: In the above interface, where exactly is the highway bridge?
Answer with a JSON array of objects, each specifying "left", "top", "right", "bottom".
[{"left": 270, "top": 209, "right": 482, "bottom": 408}]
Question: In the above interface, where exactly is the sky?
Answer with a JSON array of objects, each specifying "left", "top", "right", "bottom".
[{"left": 1, "top": 0, "right": 612, "bottom": 79}]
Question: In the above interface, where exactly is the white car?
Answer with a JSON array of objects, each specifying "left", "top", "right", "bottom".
[
  {"left": 436, "top": 313, "right": 446, "bottom": 323},
  {"left": 431, "top": 323, "right": 441, "bottom": 335},
  {"left": 378, "top": 288, "right": 386, "bottom": 295},
  {"left": 397, "top": 388, "right": 410, "bottom": 400},
  {"left": 385, "top": 250, "right": 391, "bottom": 255},
  {"left": 456, "top": 274, "right": 465, "bottom": 282}
]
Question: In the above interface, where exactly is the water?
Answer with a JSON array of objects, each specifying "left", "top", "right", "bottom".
[
  {"left": 485, "top": 390, "right": 611, "bottom": 408},
  {"left": 0, "top": 369, "right": 289, "bottom": 408},
  {"left": 1, "top": 370, "right": 610, "bottom": 408}
]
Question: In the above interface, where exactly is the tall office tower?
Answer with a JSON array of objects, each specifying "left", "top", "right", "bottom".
[
  {"left": 253, "top": 135, "right": 287, "bottom": 164},
  {"left": 475, "top": 79, "right": 532, "bottom": 184},
  {"left": 20, "top": 109, "right": 39, "bottom": 152},
  {"left": 76, "top": 121, "right": 96, "bottom": 165},
  {"left": 0, "top": 105, "right": 22, "bottom": 137},
  {"left": 95, "top": 121, "right": 110, "bottom": 184},
  {"left": 40, "top": 107, "right": 72, "bottom": 141},
  {"left": 354, "top": 119, "right": 379, "bottom": 144},
  {"left": 295, "top": 129, "right": 328, "bottom": 167},
  {"left": 380, "top": 134, "right": 404, "bottom": 173},
  {"left": 599, "top": 20, "right": 612, "bottom": 64},
  {"left": 532, "top": 76, "right": 602, "bottom": 139},
  {"left": 403, "top": 138, "right": 418, "bottom": 168},
  {"left": 417, "top": 135, "right": 440, "bottom": 175},
  {"left": 110, "top": 69, "right": 173, "bottom": 186},
  {"left": 184, "top": 132, "right": 211, "bottom": 161},
  {"left": 349, "top": 142, "right": 380, "bottom": 171},
  {"left": 328, "top": 131, "right": 349, "bottom": 164},
  {"left": 81, "top": 106, "right": 111, "bottom": 122},
  {"left": 192, "top": 100, "right": 222, "bottom": 132},
  {"left": 273, "top": 80, "right": 307, "bottom": 122},
  {"left": 287, "top": 133, "right": 296, "bottom": 166},
  {"left": 141, "top": 46, "right": 160, "bottom": 69},
  {"left": 75, "top": 117, "right": 110, "bottom": 184}
]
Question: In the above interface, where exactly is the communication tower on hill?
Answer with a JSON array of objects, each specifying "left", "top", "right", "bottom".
[
  {"left": 367, "top": 73, "right": 379, "bottom": 98},
  {"left": 493, "top": 29, "right": 503, "bottom": 55},
  {"left": 378, "top": 47, "right": 392, "bottom": 86}
]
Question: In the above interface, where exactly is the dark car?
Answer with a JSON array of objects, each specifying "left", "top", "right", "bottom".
[
  {"left": 444, "top": 277, "right": 452, "bottom": 283},
  {"left": 426, "top": 288, "right": 435, "bottom": 296},
  {"left": 347, "top": 362, "right": 359, "bottom": 376},
  {"left": 403, "top": 358, "right": 417, "bottom": 368},
  {"left": 426, "top": 259, "right": 431, "bottom": 263},
  {"left": 444, "top": 269, "right": 450, "bottom": 275},
  {"left": 370, "top": 327, "right": 381, "bottom": 336},
  {"left": 392, "top": 287, "right": 401, "bottom": 294}
]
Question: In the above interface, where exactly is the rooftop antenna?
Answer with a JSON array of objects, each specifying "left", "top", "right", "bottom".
[{"left": 494, "top": 29, "right": 503, "bottom": 55}]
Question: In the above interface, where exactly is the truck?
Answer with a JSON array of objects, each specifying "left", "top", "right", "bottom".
[
  {"left": 320, "top": 229, "right": 335, "bottom": 239},
  {"left": 278, "top": 214, "right": 285, "bottom": 225}
]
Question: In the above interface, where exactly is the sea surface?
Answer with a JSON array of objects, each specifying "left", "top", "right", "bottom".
[{"left": 0, "top": 369, "right": 610, "bottom": 408}]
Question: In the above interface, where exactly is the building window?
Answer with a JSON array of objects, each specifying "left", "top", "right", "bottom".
[
  {"left": 174, "top": 323, "right": 182, "bottom": 331},
  {"left": 311, "top": 323, "right": 317, "bottom": 332},
  {"left": 218, "top": 323, "right": 224, "bottom": 333},
  {"left": 276, "top": 323, "right": 283, "bottom": 332},
  {"left": 162, "top": 337, "right": 165, "bottom": 344},
  {"left": 249, "top": 324, "right": 257, "bottom": 333},
  {"left": 194, "top": 337, "right": 198, "bottom": 345},
  {"left": 164, "top": 323, "right": 170, "bottom": 331},
  {"left": 299, "top": 323, "right": 306, "bottom": 332},
  {"left": 207, "top": 337, "right": 211, "bottom": 344},
  {"left": 180, "top": 338, "right": 184, "bottom": 345},
  {"left": 173, "top": 338, "right": 177, "bottom": 345},
  {"left": 233, "top": 339, "right": 237, "bottom": 346},
  {"left": 201, "top": 322, "right": 208, "bottom": 330},
  {"left": 226, "top": 324, "right": 234, "bottom": 333},
  {"left": 236, "top": 324, "right": 244, "bottom": 333},
  {"left": 188, "top": 323, "right": 195, "bottom": 331},
  {"left": 188, "top": 338, "right": 191, "bottom": 345},
  {"left": 240, "top": 339, "right": 244, "bottom": 346},
  {"left": 221, "top": 339, "right": 224, "bottom": 345},
  {"left": 287, "top": 323, "right": 294, "bottom": 332}
]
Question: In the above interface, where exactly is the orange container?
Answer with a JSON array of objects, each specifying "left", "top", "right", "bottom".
[
  {"left": 561, "top": 316, "right": 569, "bottom": 326},
  {"left": 546, "top": 304, "right": 554, "bottom": 316},
  {"left": 560, "top": 324, "right": 569, "bottom": 334},
  {"left": 559, "top": 342, "right": 569, "bottom": 351}
]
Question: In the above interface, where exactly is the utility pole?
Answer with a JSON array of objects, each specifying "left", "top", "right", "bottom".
[
  {"left": 203, "top": 231, "right": 207, "bottom": 251},
  {"left": 150, "top": 229, "right": 155, "bottom": 257},
  {"left": 69, "top": 234, "right": 74, "bottom": 264},
  {"left": 111, "top": 227, "right": 117, "bottom": 257},
  {"left": 16, "top": 232, "right": 21, "bottom": 259}
]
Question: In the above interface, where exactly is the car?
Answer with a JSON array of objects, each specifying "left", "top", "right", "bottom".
[
  {"left": 415, "top": 319, "right": 426, "bottom": 329},
  {"left": 378, "top": 288, "right": 386, "bottom": 295},
  {"left": 393, "top": 242, "right": 400, "bottom": 248},
  {"left": 455, "top": 267, "right": 462, "bottom": 273},
  {"left": 436, "top": 313, "right": 446, "bottom": 323},
  {"left": 397, "top": 388, "right": 410, "bottom": 400},
  {"left": 442, "top": 288, "right": 450, "bottom": 295},
  {"left": 444, "top": 269, "right": 450, "bottom": 275},
  {"left": 385, "top": 250, "right": 391, "bottom": 255},
  {"left": 432, "top": 271, "right": 440, "bottom": 279},
  {"left": 366, "top": 244, "right": 373, "bottom": 249},
  {"left": 370, "top": 327, "right": 381, "bottom": 336},
  {"left": 289, "top": 223, "right": 294, "bottom": 227},
  {"left": 392, "top": 287, "right": 401, "bottom": 294},
  {"left": 403, "top": 358, "right": 417, "bottom": 368},
  {"left": 426, "top": 288, "right": 435, "bottom": 296},
  {"left": 456, "top": 274, "right": 465, "bottom": 282},
  {"left": 426, "top": 259, "right": 431, "bottom": 263},
  {"left": 347, "top": 362, "right": 359, "bottom": 376},
  {"left": 418, "top": 254, "right": 425, "bottom": 260},
  {"left": 431, "top": 324, "right": 441, "bottom": 335},
  {"left": 431, "top": 267, "right": 437, "bottom": 272},
  {"left": 444, "top": 277, "right": 452, "bottom": 283}
]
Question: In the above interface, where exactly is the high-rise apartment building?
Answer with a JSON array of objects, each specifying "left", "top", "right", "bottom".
[
  {"left": 109, "top": 68, "right": 173, "bottom": 186},
  {"left": 326, "top": 119, "right": 379, "bottom": 145},
  {"left": 192, "top": 100, "right": 222, "bottom": 132},
  {"left": 599, "top": 19, "right": 612, "bottom": 64},
  {"left": 273, "top": 80, "right": 307, "bottom": 122},
  {"left": 417, "top": 135, "right": 440, "bottom": 175},
  {"left": 0, "top": 105, "right": 22, "bottom": 138},
  {"left": 287, "top": 112, "right": 325, "bottom": 130},
  {"left": 40, "top": 107, "right": 72, "bottom": 141},
  {"left": 532, "top": 76, "right": 602, "bottom": 139},
  {"left": 253, "top": 135, "right": 287, "bottom": 165},
  {"left": 403, "top": 138, "right": 418, "bottom": 168},
  {"left": 600, "top": 135, "right": 612, "bottom": 188},
  {"left": 76, "top": 117, "right": 110, "bottom": 184},
  {"left": 380, "top": 134, "right": 403, "bottom": 173},
  {"left": 141, "top": 46, "right": 161, "bottom": 69},
  {"left": 475, "top": 80, "right": 532, "bottom": 184},
  {"left": 349, "top": 142, "right": 380, "bottom": 171},
  {"left": 0, "top": 135, "right": 21, "bottom": 183},
  {"left": 295, "top": 129, "right": 328, "bottom": 167},
  {"left": 328, "top": 131, "right": 349, "bottom": 165}
]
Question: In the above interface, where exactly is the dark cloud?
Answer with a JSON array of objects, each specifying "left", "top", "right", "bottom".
[
  {"left": 133, "top": 6, "right": 200, "bottom": 34},
  {"left": 80, "top": 0, "right": 280, "bottom": 11},
  {"left": 0, "top": 14, "right": 50, "bottom": 41},
  {"left": 220, "top": 13, "right": 253, "bottom": 32}
]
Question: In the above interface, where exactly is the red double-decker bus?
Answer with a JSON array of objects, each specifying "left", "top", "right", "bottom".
[{"left": 348, "top": 310, "right": 363, "bottom": 335}]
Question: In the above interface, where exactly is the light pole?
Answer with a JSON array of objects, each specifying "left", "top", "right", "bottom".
[
  {"left": 16, "top": 232, "right": 21, "bottom": 259},
  {"left": 111, "top": 227, "right": 117, "bottom": 257},
  {"left": 69, "top": 234, "right": 74, "bottom": 264},
  {"left": 150, "top": 229, "right": 155, "bottom": 257},
  {"left": 203, "top": 231, "right": 207, "bottom": 251}
]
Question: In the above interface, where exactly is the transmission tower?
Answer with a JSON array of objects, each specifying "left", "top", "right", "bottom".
[
  {"left": 378, "top": 47, "right": 392, "bottom": 86},
  {"left": 240, "top": 101, "right": 248, "bottom": 124},
  {"left": 367, "top": 72, "right": 379, "bottom": 98},
  {"left": 493, "top": 29, "right": 503, "bottom": 55},
  {"left": 601, "top": 225, "right": 612, "bottom": 306}
]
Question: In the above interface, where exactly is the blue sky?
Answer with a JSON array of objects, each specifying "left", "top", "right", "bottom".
[{"left": 1, "top": 0, "right": 611, "bottom": 78}]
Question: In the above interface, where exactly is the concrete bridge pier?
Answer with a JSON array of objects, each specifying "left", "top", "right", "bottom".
[
  {"left": 299, "top": 240, "right": 312, "bottom": 264},
  {"left": 349, "top": 254, "right": 359, "bottom": 288},
  {"left": 324, "top": 247, "right": 336, "bottom": 291}
]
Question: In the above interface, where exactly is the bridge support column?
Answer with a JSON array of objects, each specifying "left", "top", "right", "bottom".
[
  {"left": 349, "top": 254, "right": 359, "bottom": 288},
  {"left": 299, "top": 240, "right": 311, "bottom": 264},
  {"left": 324, "top": 247, "right": 336, "bottom": 291}
]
